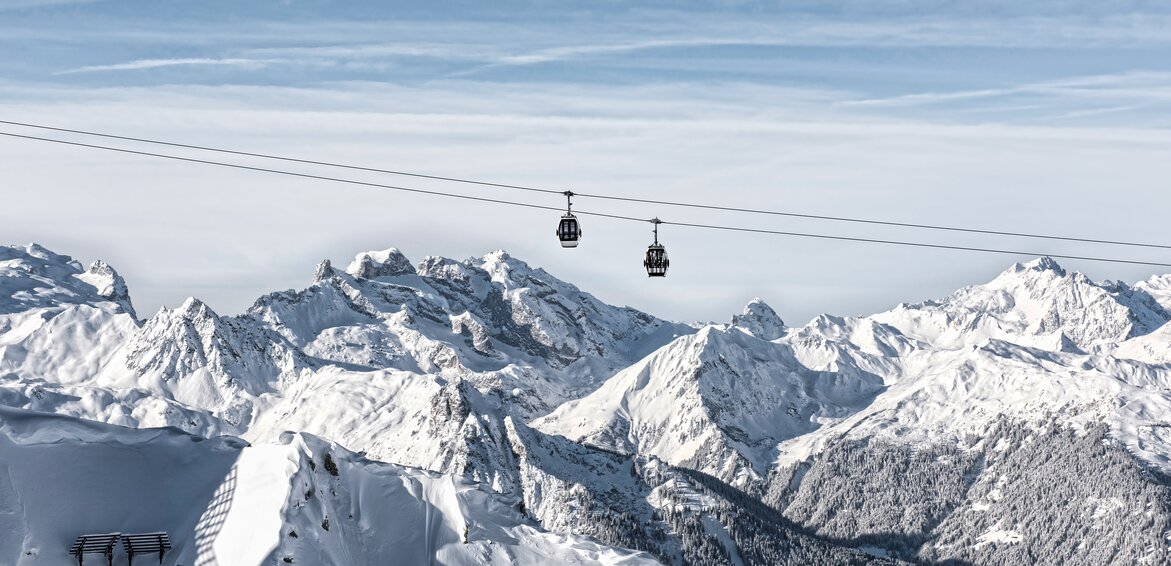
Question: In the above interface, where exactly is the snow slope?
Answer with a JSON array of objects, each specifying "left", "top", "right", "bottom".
[
  {"left": 870, "top": 257, "right": 1169, "bottom": 354},
  {"left": 533, "top": 324, "right": 886, "bottom": 486},
  {"left": 246, "top": 366, "right": 525, "bottom": 493},
  {"left": 0, "top": 406, "right": 656, "bottom": 566},
  {"left": 0, "top": 244, "right": 139, "bottom": 385},
  {"left": 770, "top": 259, "right": 1171, "bottom": 470},
  {"left": 251, "top": 249, "right": 690, "bottom": 404}
]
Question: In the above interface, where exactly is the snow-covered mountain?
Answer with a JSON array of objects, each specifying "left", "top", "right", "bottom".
[
  {"left": 871, "top": 257, "right": 1170, "bottom": 353},
  {"left": 2, "top": 242, "right": 1170, "bottom": 565},
  {"left": 0, "top": 244, "right": 139, "bottom": 384},
  {"left": 0, "top": 406, "right": 655, "bottom": 565},
  {"left": 533, "top": 324, "right": 886, "bottom": 487},
  {"left": 778, "top": 258, "right": 1171, "bottom": 470}
]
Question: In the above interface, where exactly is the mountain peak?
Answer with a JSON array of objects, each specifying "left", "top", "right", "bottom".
[
  {"left": 1, "top": 244, "right": 141, "bottom": 318},
  {"left": 347, "top": 248, "right": 416, "bottom": 279},
  {"left": 11, "top": 242, "right": 79, "bottom": 268},
  {"left": 1, "top": 243, "right": 82, "bottom": 274},
  {"left": 169, "top": 297, "right": 218, "bottom": 322},
  {"left": 1014, "top": 256, "right": 1067, "bottom": 277},
  {"left": 876, "top": 255, "right": 1169, "bottom": 353},
  {"left": 731, "top": 298, "right": 785, "bottom": 340},
  {"left": 78, "top": 260, "right": 136, "bottom": 318},
  {"left": 1136, "top": 273, "right": 1171, "bottom": 311},
  {"left": 985, "top": 256, "right": 1071, "bottom": 293},
  {"left": 479, "top": 250, "right": 540, "bottom": 285},
  {"left": 313, "top": 259, "right": 334, "bottom": 283},
  {"left": 479, "top": 249, "right": 530, "bottom": 270}
]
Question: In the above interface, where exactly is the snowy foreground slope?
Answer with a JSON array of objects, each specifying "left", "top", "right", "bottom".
[
  {"left": 3, "top": 243, "right": 1171, "bottom": 564},
  {"left": 0, "top": 406, "right": 654, "bottom": 565}
]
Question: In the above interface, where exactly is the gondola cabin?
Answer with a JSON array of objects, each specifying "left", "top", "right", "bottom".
[
  {"left": 644, "top": 217, "right": 669, "bottom": 277},
  {"left": 644, "top": 243, "right": 668, "bottom": 277},
  {"left": 557, "top": 213, "right": 582, "bottom": 248}
]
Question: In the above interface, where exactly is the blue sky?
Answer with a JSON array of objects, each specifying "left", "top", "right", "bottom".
[{"left": 3, "top": 1, "right": 1171, "bottom": 323}]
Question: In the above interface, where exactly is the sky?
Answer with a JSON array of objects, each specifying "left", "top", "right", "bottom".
[{"left": 2, "top": 0, "right": 1171, "bottom": 325}]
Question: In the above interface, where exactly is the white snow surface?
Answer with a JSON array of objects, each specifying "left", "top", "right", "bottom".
[
  {"left": 975, "top": 525, "right": 1024, "bottom": 547},
  {"left": 773, "top": 259, "right": 1171, "bottom": 470},
  {"left": 533, "top": 325, "right": 885, "bottom": 485},
  {"left": 0, "top": 406, "right": 656, "bottom": 565}
]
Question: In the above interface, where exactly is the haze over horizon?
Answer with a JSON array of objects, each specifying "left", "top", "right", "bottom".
[{"left": 3, "top": 0, "right": 1171, "bottom": 324}]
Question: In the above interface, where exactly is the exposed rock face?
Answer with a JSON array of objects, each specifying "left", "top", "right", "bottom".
[
  {"left": 80, "top": 260, "right": 136, "bottom": 318},
  {"left": 731, "top": 298, "right": 785, "bottom": 341},
  {"left": 313, "top": 258, "right": 334, "bottom": 283},
  {"left": 346, "top": 248, "right": 416, "bottom": 279}
]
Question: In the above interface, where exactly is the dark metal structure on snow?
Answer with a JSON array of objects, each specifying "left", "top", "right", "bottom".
[
  {"left": 68, "top": 531, "right": 172, "bottom": 565},
  {"left": 69, "top": 533, "right": 120, "bottom": 566}
]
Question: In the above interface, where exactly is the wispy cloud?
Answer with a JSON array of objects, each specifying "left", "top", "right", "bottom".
[
  {"left": 845, "top": 87, "right": 1023, "bottom": 107},
  {"left": 845, "top": 72, "right": 1171, "bottom": 107},
  {"left": 246, "top": 43, "right": 488, "bottom": 61},
  {"left": 56, "top": 57, "right": 279, "bottom": 75},
  {"left": 242, "top": 17, "right": 1171, "bottom": 70},
  {"left": 438, "top": 38, "right": 786, "bottom": 77},
  {"left": 242, "top": 37, "right": 790, "bottom": 71},
  {"left": 491, "top": 38, "right": 772, "bottom": 66},
  {"left": 0, "top": 0, "right": 104, "bottom": 11},
  {"left": 1028, "top": 105, "right": 1144, "bottom": 122}
]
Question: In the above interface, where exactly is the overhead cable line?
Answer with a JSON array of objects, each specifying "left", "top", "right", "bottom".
[
  {"left": 0, "top": 119, "right": 561, "bottom": 196},
  {"left": 575, "top": 192, "right": 1171, "bottom": 250},
  {"left": 2, "top": 118, "right": 1169, "bottom": 251},
  {"left": 659, "top": 219, "right": 1171, "bottom": 268},
  {"left": 3, "top": 129, "right": 1171, "bottom": 269},
  {"left": 0, "top": 130, "right": 636, "bottom": 219}
]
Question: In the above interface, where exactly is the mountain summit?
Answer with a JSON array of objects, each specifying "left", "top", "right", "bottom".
[
  {"left": 874, "top": 256, "right": 1170, "bottom": 353},
  {"left": 731, "top": 298, "right": 785, "bottom": 340}
]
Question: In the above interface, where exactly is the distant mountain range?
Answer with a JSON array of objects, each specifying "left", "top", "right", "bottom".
[{"left": 2, "top": 242, "right": 1169, "bottom": 565}]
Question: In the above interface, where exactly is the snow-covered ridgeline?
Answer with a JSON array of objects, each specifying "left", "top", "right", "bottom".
[
  {"left": 4, "top": 243, "right": 1171, "bottom": 564},
  {"left": 5, "top": 242, "right": 1171, "bottom": 478}
]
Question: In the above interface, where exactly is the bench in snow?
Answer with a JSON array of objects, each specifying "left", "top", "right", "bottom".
[
  {"left": 68, "top": 533, "right": 120, "bottom": 566},
  {"left": 122, "top": 532, "right": 173, "bottom": 565}
]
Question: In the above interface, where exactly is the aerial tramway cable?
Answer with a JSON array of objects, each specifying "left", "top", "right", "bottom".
[
  {"left": 3, "top": 129, "right": 1171, "bottom": 270},
  {"left": 0, "top": 130, "right": 579, "bottom": 216},
  {"left": 2, "top": 119, "right": 1170, "bottom": 251},
  {"left": 0, "top": 119, "right": 562, "bottom": 196}
]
